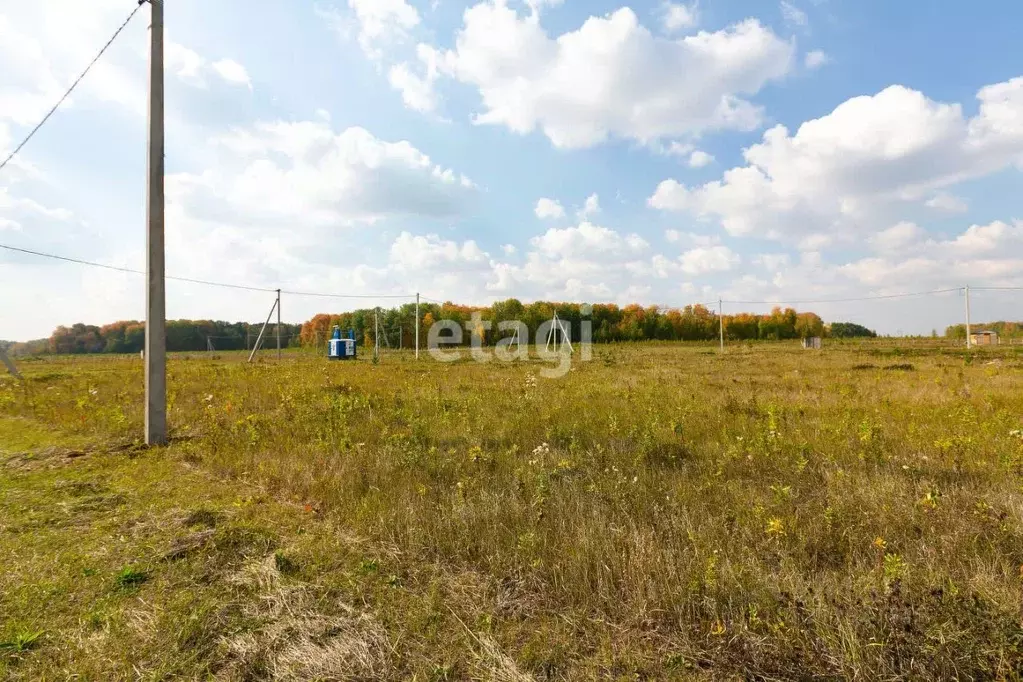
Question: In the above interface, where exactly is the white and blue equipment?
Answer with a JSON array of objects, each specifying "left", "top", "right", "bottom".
[{"left": 328, "top": 326, "right": 357, "bottom": 360}]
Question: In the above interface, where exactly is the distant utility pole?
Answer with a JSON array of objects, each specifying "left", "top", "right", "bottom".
[
  {"left": 144, "top": 0, "right": 166, "bottom": 446},
  {"left": 415, "top": 293, "right": 420, "bottom": 360},
  {"left": 374, "top": 308, "right": 380, "bottom": 360},
  {"left": 0, "top": 348, "right": 22, "bottom": 380},
  {"left": 248, "top": 295, "right": 279, "bottom": 363},
  {"left": 718, "top": 298, "right": 724, "bottom": 352},
  {"left": 276, "top": 288, "right": 281, "bottom": 361},
  {"left": 964, "top": 284, "right": 972, "bottom": 349}
]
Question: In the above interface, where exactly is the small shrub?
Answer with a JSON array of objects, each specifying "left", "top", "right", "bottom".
[
  {"left": 273, "top": 551, "right": 298, "bottom": 575},
  {"left": 114, "top": 567, "right": 148, "bottom": 590},
  {"left": 0, "top": 628, "right": 44, "bottom": 653}
]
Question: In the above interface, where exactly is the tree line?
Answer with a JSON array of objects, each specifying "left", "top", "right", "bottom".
[
  {"left": 2, "top": 320, "right": 302, "bottom": 356},
  {"left": 945, "top": 321, "right": 1023, "bottom": 340},
  {"left": 300, "top": 300, "right": 870, "bottom": 348},
  {"left": 2, "top": 300, "right": 881, "bottom": 357}
]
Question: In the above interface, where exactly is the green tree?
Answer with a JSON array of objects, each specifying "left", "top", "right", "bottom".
[{"left": 831, "top": 322, "right": 878, "bottom": 339}]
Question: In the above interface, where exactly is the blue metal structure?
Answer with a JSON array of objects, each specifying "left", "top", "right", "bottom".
[{"left": 327, "top": 325, "right": 357, "bottom": 360}]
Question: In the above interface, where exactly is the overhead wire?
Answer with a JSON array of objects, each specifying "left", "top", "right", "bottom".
[
  {"left": 1, "top": 243, "right": 275, "bottom": 292},
  {"left": 279, "top": 288, "right": 414, "bottom": 300},
  {"left": 0, "top": 2, "right": 144, "bottom": 173},
  {"left": 3, "top": 242, "right": 991, "bottom": 311},
  {"left": 721, "top": 287, "right": 963, "bottom": 306},
  {"left": 0, "top": 242, "right": 417, "bottom": 299}
]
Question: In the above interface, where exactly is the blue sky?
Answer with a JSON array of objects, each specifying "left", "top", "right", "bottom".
[{"left": 1, "top": 0, "right": 1022, "bottom": 340}]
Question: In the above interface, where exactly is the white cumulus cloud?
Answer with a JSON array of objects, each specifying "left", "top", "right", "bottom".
[
  {"left": 662, "top": 2, "right": 699, "bottom": 32},
  {"left": 688, "top": 150, "right": 715, "bottom": 168},
  {"left": 678, "top": 245, "right": 740, "bottom": 275},
  {"left": 167, "top": 41, "right": 206, "bottom": 87},
  {"left": 925, "top": 192, "right": 968, "bottom": 213},
  {"left": 805, "top": 50, "right": 829, "bottom": 69},
  {"left": 390, "top": 231, "right": 489, "bottom": 270},
  {"left": 534, "top": 198, "right": 566, "bottom": 220},
  {"left": 401, "top": 2, "right": 794, "bottom": 148},
  {"left": 578, "top": 193, "right": 601, "bottom": 219},
  {"left": 346, "top": 0, "right": 420, "bottom": 59},
  {"left": 649, "top": 77, "right": 1023, "bottom": 242},
  {"left": 526, "top": 0, "right": 563, "bottom": 15},
  {"left": 869, "top": 221, "right": 925, "bottom": 252},
  {"left": 212, "top": 59, "right": 252, "bottom": 89},
  {"left": 175, "top": 120, "right": 476, "bottom": 228},
  {"left": 165, "top": 43, "right": 253, "bottom": 89},
  {"left": 781, "top": 1, "right": 808, "bottom": 28},
  {"left": 530, "top": 222, "right": 648, "bottom": 258}
]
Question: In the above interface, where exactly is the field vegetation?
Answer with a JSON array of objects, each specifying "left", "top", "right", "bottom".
[{"left": 3, "top": 341, "right": 1023, "bottom": 679}]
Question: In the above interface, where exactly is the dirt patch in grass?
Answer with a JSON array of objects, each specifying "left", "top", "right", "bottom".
[
  {"left": 2, "top": 446, "right": 89, "bottom": 472},
  {"left": 183, "top": 508, "right": 224, "bottom": 528},
  {"left": 884, "top": 362, "right": 916, "bottom": 371},
  {"left": 218, "top": 555, "right": 393, "bottom": 681}
]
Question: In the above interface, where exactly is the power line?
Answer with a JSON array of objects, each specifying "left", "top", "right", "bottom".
[
  {"left": 280, "top": 288, "right": 414, "bottom": 300},
  {"left": 0, "top": 243, "right": 275, "bottom": 292},
  {"left": 722, "top": 288, "right": 962, "bottom": 306},
  {"left": 0, "top": 242, "right": 415, "bottom": 299},
  {"left": 0, "top": 3, "right": 143, "bottom": 173},
  {"left": 1, "top": 243, "right": 140, "bottom": 276},
  {"left": 0, "top": 242, "right": 1003, "bottom": 308}
]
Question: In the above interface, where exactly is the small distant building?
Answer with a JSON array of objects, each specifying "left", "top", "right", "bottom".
[
  {"left": 801, "top": 336, "right": 822, "bottom": 350},
  {"left": 970, "top": 330, "right": 999, "bottom": 346}
]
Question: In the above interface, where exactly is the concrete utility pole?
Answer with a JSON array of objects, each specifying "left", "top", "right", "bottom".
[
  {"left": 415, "top": 293, "right": 420, "bottom": 360},
  {"left": 718, "top": 298, "right": 725, "bottom": 352},
  {"left": 248, "top": 296, "right": 278, "bottom": 363},
  {"left": 374, "top": 308, "right": 380, "bottom": 359},
  {"left": 144, "top": 0, "right": 166, "bottom": 446},
  {"left": 965, "top": 285, "right": 972, "bottom": 349},
  {"left": 0, "top": 348, "right": 22, "bottom": 380},
  {"left": 276, "top": 288, "right": 281, "bottom": 360}
]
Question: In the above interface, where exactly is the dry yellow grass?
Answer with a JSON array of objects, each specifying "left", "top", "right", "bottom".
[{"left": 3, "top": 340, "right": 1023, "bottom": 679}]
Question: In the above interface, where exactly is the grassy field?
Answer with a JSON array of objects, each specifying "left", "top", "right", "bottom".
[{"left": 3, "top": 341, "right": 1023, "bottom": 680}]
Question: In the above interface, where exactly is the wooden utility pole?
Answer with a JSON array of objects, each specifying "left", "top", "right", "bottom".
[{"left": 144, "top": 0, "right": 166, "bottom": 445}]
